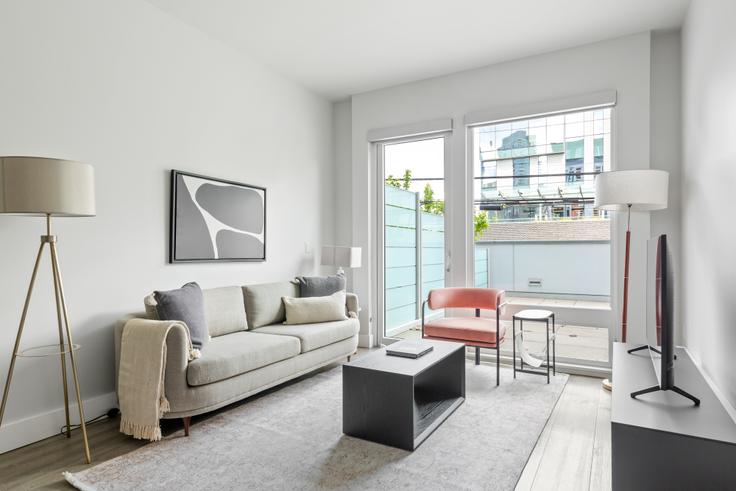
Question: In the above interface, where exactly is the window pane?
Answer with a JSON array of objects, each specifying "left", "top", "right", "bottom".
[{"left": 471, "top": 107, "right": 613, "bottom": 368}]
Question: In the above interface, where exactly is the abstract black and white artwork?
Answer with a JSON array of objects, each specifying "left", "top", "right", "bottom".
[{"left": 170, "top": 170, "right": 266, "bottom": 262}]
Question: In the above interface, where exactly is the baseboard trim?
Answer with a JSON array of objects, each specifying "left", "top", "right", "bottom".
[{"left": 0, "top": 391, "right": 117, "bottom": 454}]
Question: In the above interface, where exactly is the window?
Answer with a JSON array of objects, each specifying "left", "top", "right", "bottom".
[
  {"left": 513, "top": 158, "right": 530, "bottom": 188},
  {"left": 480, "top": 160, "right": 497, "bottom": 192},
  {"left": 565, "top": 139, "right": 584, "bottom": 182},
  {"left": 594, "top": 137, "right": 604, "bottom": 173},
  {"left": 474, "top": 107, "right": 611, "bottom": 223},
  {"left": 471, "top": 106, "right": 613, "bottom": 367}
]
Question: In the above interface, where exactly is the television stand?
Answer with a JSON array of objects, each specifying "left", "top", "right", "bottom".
[
  {"left": 612, "top": 343, "right": 736, "bottom": 490},
  {"left": 631, "top": 384, "right": 700, "bottom": 406},
  {"left": 627, "top": 344, "right": 676, "bottom": 360}
]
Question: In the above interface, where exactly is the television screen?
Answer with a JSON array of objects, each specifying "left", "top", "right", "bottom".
[
  {"left": 645, "top": 236, "right": 663, "bottom": 384},
  {"left": 636, "top": 234, "right": 698, "bottom": 405},
  {"left": 646, "top": 234, "right": 675, "bottom": 389}
]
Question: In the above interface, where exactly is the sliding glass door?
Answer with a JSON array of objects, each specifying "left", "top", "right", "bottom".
[{"left": 376, "top": 135, "right": 449, "bottom": 345}]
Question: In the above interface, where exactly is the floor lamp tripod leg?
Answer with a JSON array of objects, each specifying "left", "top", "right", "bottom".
[
  {"left": 50, "top": 242, "right": 91, "bottom": 464},
  {"left": 51, "top": 243, "right": 72, "bottom": 438},
  {"left": 0, "top": 241, "right": 46, "bottom": 428}
]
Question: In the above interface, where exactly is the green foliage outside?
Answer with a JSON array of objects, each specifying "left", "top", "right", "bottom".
[
  {"left": 421, "top": 183, "right": 444, "bottom": 215},
  {"left": 386, "top": 168, "right": 490, "bottom": 240},
  {"left": 474, "top": 211, "right": 489, "bottom": 240},
  {"left": 385, "top": 169, "right": 412, "bottom": 190}
]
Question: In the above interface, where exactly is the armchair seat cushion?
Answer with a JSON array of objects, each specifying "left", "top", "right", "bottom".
[
  {"left": 252, "top": 319, "right": 359, "bottom": 353},
  {"left": 423, "top": 317, "right": 505, "bottom": 346},
  {"left": 187, "top": 332, "right": 300, "bottom": 386}
]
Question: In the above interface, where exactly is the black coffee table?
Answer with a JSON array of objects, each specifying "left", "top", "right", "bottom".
[{"left": 342, "top": 340, "right": 465, "bottom": 450}]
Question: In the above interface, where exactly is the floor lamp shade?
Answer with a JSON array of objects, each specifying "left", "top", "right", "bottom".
[
  {"left": 594, "top": 170, "right": 668, "bottom": 211},
  {"left": 0, "top": 156, "right": 96, "bottom": 216}
]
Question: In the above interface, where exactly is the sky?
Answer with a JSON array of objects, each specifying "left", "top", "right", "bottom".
[{"left": 383, "top": 136, "right": 445, "bottom": 200}]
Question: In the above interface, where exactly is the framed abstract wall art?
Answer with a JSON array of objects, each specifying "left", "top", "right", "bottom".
[{"left": 169, "top": 170, "right": 266, "bottom": 262}]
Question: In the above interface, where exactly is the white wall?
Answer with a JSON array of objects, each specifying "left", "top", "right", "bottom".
[
  {"left": 650, "top": 30, "right": 683, "bottom": 342},
  {"left": 0, "top": 0, "right": 334, "bottom": 452},
  {"left": 345, "top": 33, "right": 662, "bottom": 348},
  {"left": 333, "top": 102, "right": 353, "bottom": 259},
  {"left": 681, "top": 0, "right": 736, "bottom": 409}
]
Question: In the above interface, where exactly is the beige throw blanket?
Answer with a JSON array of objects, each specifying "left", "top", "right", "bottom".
[{"left": 118, "top": 318, "right": 200, "bottom": 441}]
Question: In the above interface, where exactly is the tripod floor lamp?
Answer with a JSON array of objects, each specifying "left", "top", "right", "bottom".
[
  {"left": 594, "top": 169, "right": 668, "bottom": 391},
  {"left": 0, "top": 156, "right": 96, "bottom": 463}
]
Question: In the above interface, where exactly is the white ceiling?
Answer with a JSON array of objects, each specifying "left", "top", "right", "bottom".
[{"left": 147, "top": 0, "right": 690, "bottom": 101}]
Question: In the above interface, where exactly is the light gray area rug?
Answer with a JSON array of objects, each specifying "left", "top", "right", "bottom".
[{"left": 65, "top": 364, "right": 567, "bottom": 491}]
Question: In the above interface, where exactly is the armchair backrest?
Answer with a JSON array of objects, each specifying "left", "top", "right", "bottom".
[{"left": 427, "top": 287, "right": 505, "bottom": 312}]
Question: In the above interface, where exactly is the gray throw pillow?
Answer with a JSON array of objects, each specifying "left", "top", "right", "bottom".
[
  {"left": 154, "top": 282, "right": 208, "bottom": 349},
  {"left": 295, "top": 274, "right": 346, "bottom": 298}
]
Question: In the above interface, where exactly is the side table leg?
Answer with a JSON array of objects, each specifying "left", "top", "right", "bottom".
[
  {"left": 552, "top": 314, "right": 556, "bottom": 376},
  {"left": 520, "top": 319, "right": 524, "bottom": 370},
  {"left": 512, "top": 317, "right": 516, "bottom": 379},
  {"left": 546, "top": 318, "right": 550, "bottom": 384}
]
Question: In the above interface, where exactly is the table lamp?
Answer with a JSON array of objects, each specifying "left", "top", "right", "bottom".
[
  {"left": 595, "top": 169, "right": 668, "bottom": 391},
  {"left": 321, "top": 246, "right": 362, "bottom": 275},
  {"left": 0, "top": 156, "right": 96, "bottom": 463}
]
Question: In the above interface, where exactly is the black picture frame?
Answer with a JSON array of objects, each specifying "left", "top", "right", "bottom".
[{"left": 169, "top": 170, "right": 267, "bottom": 263}]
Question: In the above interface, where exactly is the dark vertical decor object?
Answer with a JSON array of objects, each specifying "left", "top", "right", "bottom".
[{"left": 170, "top": 170, "right": 266, "bottom": 262}]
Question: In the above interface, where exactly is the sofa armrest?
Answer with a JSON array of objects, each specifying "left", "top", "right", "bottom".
[
  {"left": 114, "top": 313, "right": 147, "bottom": 394},
  {"left": 114, "top": 315, "right": 191, "bottom": 406},
  {"left": 346, "top": 292, "right": 359, "bottom": 317}
]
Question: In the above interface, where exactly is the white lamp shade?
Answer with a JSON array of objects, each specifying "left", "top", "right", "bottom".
[
  {"left": 321, "top": 246, "right": 362, "bottom": 269},
  {"left": 594, "top": 170, "right": 668, "bottom": 212},
  {"left": 0, "top": 156, "right": 96, "bottom": 216}
]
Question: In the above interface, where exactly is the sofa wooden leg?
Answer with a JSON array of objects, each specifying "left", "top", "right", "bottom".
[
  {"left": 475, "top": 346, "right": 480, "bottom": 365},
  {"left": 183, "top": 416, "right": 191, "bottom": 437},
  {"left": 347, "top": 355, "right": 351, "bottom": 362}
]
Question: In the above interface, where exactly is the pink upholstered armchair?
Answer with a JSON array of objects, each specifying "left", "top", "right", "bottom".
[{"left": 421, "top": 288, "right": 508, "bottom": 386}]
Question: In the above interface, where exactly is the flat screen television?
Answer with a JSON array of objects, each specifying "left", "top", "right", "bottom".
[{"left": 630, "top": 234, "right": 699, "bottom": 405}]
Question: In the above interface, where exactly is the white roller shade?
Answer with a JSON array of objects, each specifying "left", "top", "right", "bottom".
[{"left": 464, "top": 90, "right": 617, "bottom": 127}]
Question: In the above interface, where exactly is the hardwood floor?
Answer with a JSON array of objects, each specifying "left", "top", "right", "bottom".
[
  {"left": 0, "top": 365, "right": 611, "bottom": 490},
  {"left": 515, "top": 375, "right": 612, "bottom": 491}
]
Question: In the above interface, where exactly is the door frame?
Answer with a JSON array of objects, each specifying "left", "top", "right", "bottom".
[{"left": 374, "top": 132, "right": 452, "bottom": 346}]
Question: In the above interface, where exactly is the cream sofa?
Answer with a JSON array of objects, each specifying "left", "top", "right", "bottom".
[{"left": 114, "top": 281, "right": 359, "bottom": 432}]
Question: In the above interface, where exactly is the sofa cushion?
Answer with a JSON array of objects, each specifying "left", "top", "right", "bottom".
[
  {"left": 243, "top": 281, "right": 299, "bottom": 328},
  {"left": 283, "top": 291, "right": 348, "bottom": 325},
  {"left": 203, "top": 286, "right": 248, "bottom": 336},
  {"left": 423, "top": 317, "right": 506, "bottom": 346},
  {"left": 145, "top": 286, "right": 248, "bottom": 337},
  {"left": 187, "top": 331, "right": 300, "bottom": 386},
  {"left": 252, "top": 318, "right": 359, "bottom": 353}
]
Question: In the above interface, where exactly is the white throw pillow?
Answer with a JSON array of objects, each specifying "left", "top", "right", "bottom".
[{"left": 282, "top": 291, "right": 348, "bottom": 325}]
